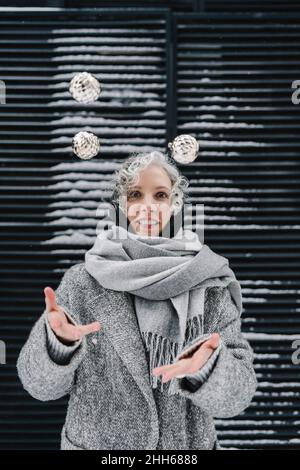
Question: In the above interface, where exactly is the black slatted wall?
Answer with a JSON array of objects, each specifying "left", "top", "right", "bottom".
[
  {"left": 207, "top": 1, "right": 300, "bottom": 12},
  {"left": 0, "top": 7, "right": 168, "bottom": 450},
  {"left": 0, "top": 5, "right": 299, "bottom": 450},
  {"left": 174, "top": 13, "right": 300, "bottom": 449},
  {"left": 65, "top": 0, "right": 300, "bottom": 13}
]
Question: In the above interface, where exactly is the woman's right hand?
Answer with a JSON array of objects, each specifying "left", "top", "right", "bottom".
[{"left": 44, "top": 286, "right": 101, "bottom": 345}]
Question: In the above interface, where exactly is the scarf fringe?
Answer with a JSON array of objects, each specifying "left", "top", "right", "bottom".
[{"left": 141, "top": 314, "right": 203, "bottom": 392}]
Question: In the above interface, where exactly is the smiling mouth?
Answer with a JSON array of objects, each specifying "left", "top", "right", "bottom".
[{"left": 137, "top": 219, "right": 159, "bottom": 226}]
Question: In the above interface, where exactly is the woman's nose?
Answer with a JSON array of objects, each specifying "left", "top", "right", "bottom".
[
  {"left": 140, "top": 197, "right": 157, "bottom": 209},
  {"left": 139, "top": 200, "right": 157, "bottom": 215}
]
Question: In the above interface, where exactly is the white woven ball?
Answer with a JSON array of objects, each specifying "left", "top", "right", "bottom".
[
  {"left": 72, "top": 131, "right": 100, "bottom": 159},
  {"left": 69, "top": 72, "right": 101, "bottom": 104},
  {"left": 168, "top": 134, "right": 199, "bottom": 164}
]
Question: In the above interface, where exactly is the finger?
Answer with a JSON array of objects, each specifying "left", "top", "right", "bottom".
[
  {"left": 47, "top": 312, "right": 62, "bottom": 331},
  {"left": 210, "top": 333, "right": 220, "bottom": 349},
  {"left": 53, "top": 322, "right": 82, "bottom": 341},
  {"left": 44, "top": 286, "right": 58, "bottom": 313},
  {"left": 76, "top": 321, "right": 102, "bottom": 338},
  {"left": 191, "top": 345, "right": 214, "bottom": 368},
  {"left": 55, "top": 321, "right": 102, "bottom": 343},
  {"left": 153, "top": 358, "right": 190, "bottom": 380},
  {"left": 202, "top": 333, "right": 220, "bottom": 350},
  {"left": 159, "top": 361, "right": 188, "bottom": 382},
  {"left": 153, "top": 355, "right": 190, "bottom": 375}
]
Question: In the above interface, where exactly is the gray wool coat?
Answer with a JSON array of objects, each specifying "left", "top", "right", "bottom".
[{"left": 16, "top": 262, "right": 257, "bottom": 450}]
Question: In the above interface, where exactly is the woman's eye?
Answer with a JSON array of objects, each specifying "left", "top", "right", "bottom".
[
  {"left": 127, "top": 191, "right": 140, "bottom": 199},
  {"left": 127, "top": 191, "right": 169, "bottom": 200},
  {"left": 156, "top": 192, "right": 169, "bottom": 199}
]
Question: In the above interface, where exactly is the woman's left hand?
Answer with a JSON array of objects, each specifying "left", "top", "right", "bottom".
[{"left": 152, "top": 333, "right": 220, "bottom": 383}]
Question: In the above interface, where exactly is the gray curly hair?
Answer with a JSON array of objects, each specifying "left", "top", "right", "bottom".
[{"left": 111, "top": 150, "right": 190, "bottom": 214}]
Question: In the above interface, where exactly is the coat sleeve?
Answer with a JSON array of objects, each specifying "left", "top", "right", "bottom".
[
  {"left": 16, "top": 265, "right": 87, "bottom": 402},
  {"left": 168, "top": 286, "right": 257, "bottom": 418}
]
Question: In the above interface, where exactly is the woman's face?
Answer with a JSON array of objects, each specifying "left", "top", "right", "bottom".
[{"left": 125, "top": 164, "right": 174, "bottom": 237}]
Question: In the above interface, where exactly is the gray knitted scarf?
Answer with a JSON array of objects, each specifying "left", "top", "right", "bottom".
[{"left": 85, "top": 223, "right": 242, "bottom": 391}]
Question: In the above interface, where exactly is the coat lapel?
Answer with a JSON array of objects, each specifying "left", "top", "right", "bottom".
[{"left": 86, "top": 285, "right": 157, "bottom": 414}]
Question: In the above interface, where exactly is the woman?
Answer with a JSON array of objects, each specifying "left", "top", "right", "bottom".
[{"left": 17, "top": 150, "right": 257, "bottom": 450}]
